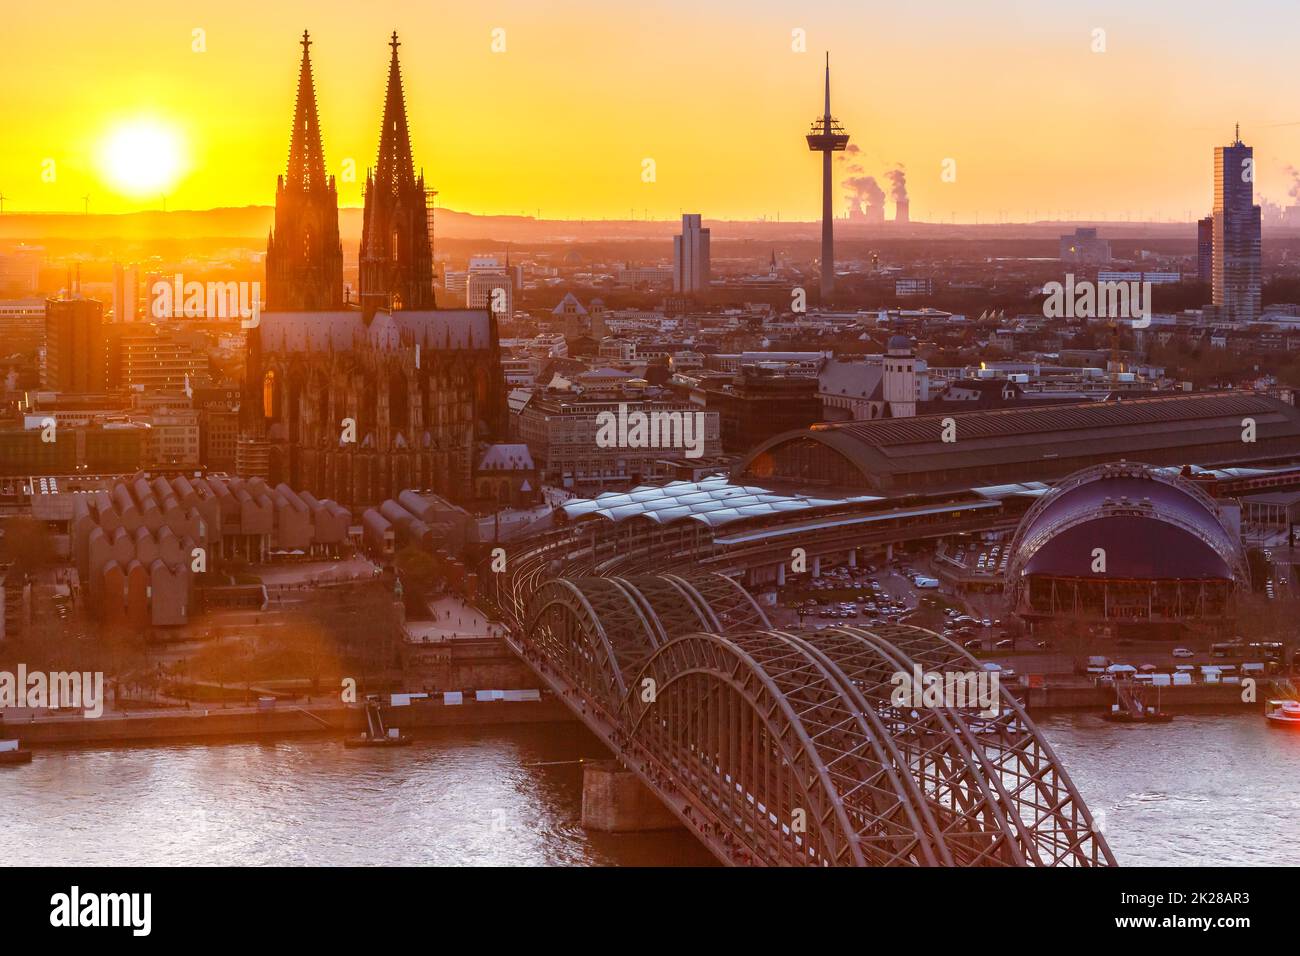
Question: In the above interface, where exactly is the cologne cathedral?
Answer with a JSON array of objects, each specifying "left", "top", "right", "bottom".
[{"left": 240, "top": 32, "right": 507, "bottom": 508}]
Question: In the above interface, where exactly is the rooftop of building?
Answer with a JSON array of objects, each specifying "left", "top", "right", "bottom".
[
  {"left": 736, "top": 391, "right": 1300, "bottom": 494},
  {"left": 819, "top": 358, "right": 884, "bottom": 401},
  {"left": 559, "top": 474, "right": 882, "bottom": 528},
  {"left": 1240, "top": 488, "right": 1300, "bottom": 506},
  {"left": 257, "top": 309, "right": 493, "bottom": 353},
  {"left": 477, "top": 443, "right": 535, "bottom": 472}
]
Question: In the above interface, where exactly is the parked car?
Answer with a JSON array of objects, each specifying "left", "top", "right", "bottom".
[{"left": 1172, "top": 647, "right": 1195, "bottom": 658}]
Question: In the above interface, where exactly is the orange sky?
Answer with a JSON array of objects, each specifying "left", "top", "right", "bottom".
[{"left": 5, "top": 0, "right": 1300, "bottom": 222}]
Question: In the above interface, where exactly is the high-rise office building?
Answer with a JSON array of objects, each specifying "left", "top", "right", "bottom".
[
  {"left": 107, "top": 326, "right": 207, "bottom": 391},
  {"left": 672, "top": 213, "right": 710, "bottom": 294},
  {"left": 466, "top": 263, "right": 514, "bottom": 318},
  {"left": 44, "top": 294, "right": 106, "bottom": 391},
  {"left": 1197, "top": 216, "right": 1214, "bottom": 284},
  {"left": 0, "top": 299, "right": 46, "bottom": 355},
  {"left": 112, "top": 263, "right": 141, "bottom": 322},
  {"left": 1212, "top": 129, "right": 1262, "bottom": 323}
]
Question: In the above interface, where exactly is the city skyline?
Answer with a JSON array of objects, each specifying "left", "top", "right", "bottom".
[
  {"left": 7, "top": 1, "right": 1300, "bottom": 223},
  {"left": 6, "top": 0, "right": 1300, "bottom": 889}
]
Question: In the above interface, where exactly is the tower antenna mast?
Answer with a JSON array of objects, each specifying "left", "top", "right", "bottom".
[{"left": 805, "top": 53, "right": 849, "bottom": 304}]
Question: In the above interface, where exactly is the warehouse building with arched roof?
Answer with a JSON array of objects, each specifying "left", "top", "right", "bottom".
[{"left": 734, "top": 392, "right": 1300, "bottom": 497}]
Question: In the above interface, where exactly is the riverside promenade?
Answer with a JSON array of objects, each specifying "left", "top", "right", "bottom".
[{"left": 3, "top": 694, "right": 572, "bottom": 748}]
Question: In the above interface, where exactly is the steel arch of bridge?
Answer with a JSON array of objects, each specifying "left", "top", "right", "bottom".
[
  {"left": 524, "top": 572, "right": 771, "bottom": 702},
  {"left": 520, "top": 573, "right": 1114, "bottom": 867}
]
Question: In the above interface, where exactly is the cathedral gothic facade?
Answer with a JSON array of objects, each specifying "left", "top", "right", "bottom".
[{"left": 241, "top": 32, "right": 506, "bottom": 508}]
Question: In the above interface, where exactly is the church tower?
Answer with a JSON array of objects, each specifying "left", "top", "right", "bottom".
[
  {"left": 265, "top": 31, "right": 345, "bottom": 311},
  {"left": 883, "top": 334, "right": 918, "bottom": 419},
  {"left": 359, "top": 32, "right": 435, "bottom": 318}
]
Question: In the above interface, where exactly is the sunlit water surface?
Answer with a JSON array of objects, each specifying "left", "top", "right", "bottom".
[{"left": 2, "top": 713, "right": 1294, "bottom": 866}]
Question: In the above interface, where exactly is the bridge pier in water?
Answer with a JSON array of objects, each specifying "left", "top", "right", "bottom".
[{"left": 581, "top": 761, "right": 683, "bottom": 833}]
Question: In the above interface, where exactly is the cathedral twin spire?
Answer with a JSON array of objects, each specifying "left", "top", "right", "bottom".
[
  {"left": 360, "top": 31, "right": 435, "bottom": 316},
  {"left": 268, "top": 30, "right": 434, "bottom": 315},
  {"left": 372, "top": 32, "right": 419, "bottom": 196},
  {"left": 266, "top": 31, "right": 344, "bottom": 311},
  {"left": 286, "top": 30, "right": 329, "bottom": 192}
]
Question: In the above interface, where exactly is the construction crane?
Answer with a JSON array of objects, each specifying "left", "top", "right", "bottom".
[
  {"left": 425, "top": 186, "right": 439, "bottom": 291},
  {"left": 425, "top": 187, "right": 438, "bottom": 251}
]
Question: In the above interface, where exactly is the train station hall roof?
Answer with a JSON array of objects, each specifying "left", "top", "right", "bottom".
[{"left": 559, "top": 475, "right": 882, "bottom": 528}]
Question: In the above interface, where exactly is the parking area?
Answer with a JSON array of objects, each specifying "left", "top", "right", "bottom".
[
  {"left": 748, "top": 537, "right": 1288, "bottom": 686},
  {"left": 769, "top": 556, "right": 919, "bottom": 629},
  {"left": 949, "top": 540, "right": 1010, "bottom": 578}
]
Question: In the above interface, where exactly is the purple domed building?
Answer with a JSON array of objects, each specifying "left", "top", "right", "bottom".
[{"left": 1004, "top": 462, "right": 1248, "bottom": 637}]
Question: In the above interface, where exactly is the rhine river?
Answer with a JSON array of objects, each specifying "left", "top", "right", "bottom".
[{"left": 2, "top": 712, "right": 1297, "bottom": 866}]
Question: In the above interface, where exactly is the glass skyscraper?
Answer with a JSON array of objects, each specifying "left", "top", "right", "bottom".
[{"left": 1212, "top": 131, "right": 1262, "bottom": 323}]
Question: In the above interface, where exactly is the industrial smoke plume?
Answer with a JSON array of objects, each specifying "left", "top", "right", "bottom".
[
  {"left": 842, "top": 174, "right": 884, "bottom": 219},
  {"left": 885, "top": 166, "right": 908, "bottom": 204},
  {"left": 838, "top": 146, "right": 904, "bottom": 222}
]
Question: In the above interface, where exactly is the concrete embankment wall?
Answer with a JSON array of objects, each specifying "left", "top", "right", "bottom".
[
  {"left": 401, "top": 637, "right": 539, "bottom": 691},
  {"left": 1024, "top": 683, "right": 1254, "bottom": 710},
  {"left": 5, "top": 697, "right": 575, "bottom": 748}
]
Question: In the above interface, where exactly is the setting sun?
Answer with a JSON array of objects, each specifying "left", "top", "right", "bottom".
[{"left": 99, "top": 120, "right": 184, "bottom": 197}]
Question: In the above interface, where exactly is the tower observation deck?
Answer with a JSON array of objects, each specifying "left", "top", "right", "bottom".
[{"left": 807, "top": 53, "right": 850, "bottom": 303}]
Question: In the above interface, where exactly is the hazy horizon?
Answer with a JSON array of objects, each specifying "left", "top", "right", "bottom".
[{"left": 0, "top": 203, "right": 1242, "bottom": 246}]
